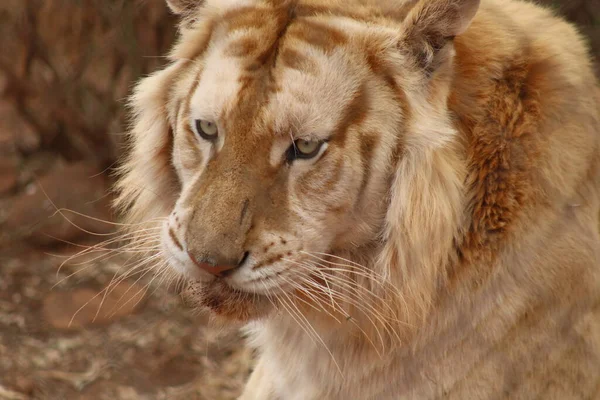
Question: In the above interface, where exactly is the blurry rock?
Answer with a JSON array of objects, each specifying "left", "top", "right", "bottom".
[
  {"left": 0, "top": 0, "right": 178, "bottom": 170},
  {"left": 115, "top": 386, "right": 141, "bottom": 400},
  {"left": 0, "top": 125, "right": 12, "bottom": 149},
  {"left": 0, "top": 155, "right": 18, "bottom": 195},
  {"left": 42, "top": 281, "right": 147, "bottom": 331},
  {"left": 0, "top": 100, "right": 41, "bottom": 154},
  {"left": 13, "top": 376, "right": 34, "bottom": 397},
  {"left": 29, "top": 58, "right": 56, "bottom": 87},
  {"left": 0, "top": 14, "right": 29, "bottom": 80},
  {"left": 0, "top": 0, "right": 27, "bottom": 14},
  {"left": 0, "top": 160, "right": 115, "bottom": 246},
  {"left": 36, "top": 0, "right": 86, "bottom": 80},
  {"left": 21, "top": 94, "right": 60, "bottom": 144},
  {"left": 81, "top": 49, "right": 117, "bottom": 95},
  {"left": 0, "top": 70, "right": 8, "bottom": 95},
  {"left": 113, "top": 66, "right": 133, "bottom": 102},
  {"left": 16, "top": 151, "right": 58, "bottom": 187}
]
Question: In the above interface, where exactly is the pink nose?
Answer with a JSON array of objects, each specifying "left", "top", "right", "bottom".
[{"left": 188, "top": 251, "right": 238, "bottom": 276}]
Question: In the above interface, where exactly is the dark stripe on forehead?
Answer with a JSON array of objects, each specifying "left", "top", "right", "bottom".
[
  {"left": 179, "top": 92, "right": 204, "bottom": 171},
  {"left": 229, "top": 74, "right": 261, "bottom": 124},
  {"left": 365, "top": 48, "right": 410, "bottom": 111},
  {"left": 174, "top": 65, "right": 205, "bottom": 171},
  {"left": 227, "top": 5, "right": 297, "bottom": 129},
  {"left": 332, "top": 84, "right": 370, "bottom": 146},
  {"left": 183, "top": 65, "right": 203, "bottom": 120},
  {"left": 280, "top": 47, "right": 318, "bottom": 75},
  {"left": 366, "top": 52, "right": 397, "bottom": 93},
  {"left": 356, "top": 132, "right": 380, "bottom": 205},
  {"left": 288, "top": 19, "right": 347, "bottom": 53},
  {"left": 225, "top": 37, "right": 260, "bottom": 58},
  {"left": 295, "top": 2, "right": 418, "bottom": 23},
  {"left": 249, "top": 5, "right": 296, "bottom": 70},
  {"left": 171, "top": 99, "right": 183, "bottom": 134},
  {"left": 167, "top": 60, "right": 199, "bottom": 119},
  {"left": 161, "top": 126, "right": 175, "bottom": 170},
  {"left": 294, "top": 4, "right": 376, "bottom": 22},
  {"left": 364, "top": 48, "right": 409, "bottom": 168},
  {"left": 158, "top": 62, "right": 201, "bottom": 186},
  {"left": 221, "top": 7, "right": 268, "bottom": 33},
  {"left": 262, "top": 0, "right": 295, "bottom": 7}
]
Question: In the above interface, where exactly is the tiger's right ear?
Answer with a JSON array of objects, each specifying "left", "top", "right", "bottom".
[
  {"left": 400, "top": 0, "right": 480, "bottom": 75},
  {"left": 166, "top": 0, "right": 202, "bottom": 15}
]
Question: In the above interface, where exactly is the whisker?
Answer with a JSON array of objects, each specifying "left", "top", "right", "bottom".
[
  {"left": 53, "top": 245, "right": 160, "bottom": 287},
  {"left": 61, "top": 241, "right": 162, "bottom": 269},
  {"left": 275, "top": 291, "right": 317, "bottom": 346},
  {"left": 105, "top": 261, "right": 168, "bottom": 318},
  {"left": 285, "top": 258, "right": 394, "bottom": 320},
  {"left": 295, "top": 273, "right": 389, "bottom": 349},
  {"left": 283, "top": 258, "right": 339, "bottom": 311},
  {"left": 67, "top": 262, "right": 156, "bottom": 328},
  {"left": 278, "top": 291, "right": 344, "bottom": 378},
  {"left": 288, "top": 260, "right": 402, "bottom": 346},
  {"left": 278, "top": 275, "right": 341, "bottom": 323},
  {"left": 50, "top": 208, "right": 166, "bottom": 229},
  {"left": 300, "top": 260, "right": 402, "bottom": 321},
  {"left": 301, "top": 252, "right": 411, "bottom": 324},
  {"left": 91, "top": 254, "right": 163, "bottom": 322},
  {"left": 55, "top": 229, "right": 162, "bottom": 277},
  {"left": 302, "top": 252, "right": 400, "bottom": 289},
  {"left": 288, "top": 277, "right": 383, "bottom": 357},
  {"left": 104, "top": 254, "right": 164, "bottom": 295}
]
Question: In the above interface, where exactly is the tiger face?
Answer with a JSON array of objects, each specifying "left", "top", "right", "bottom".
[
  {"left": 167, "top": 6, "right": 404, "bottom": 320},
  {"left": 117, "top": 0, "right": 475, "bottom": 324}
]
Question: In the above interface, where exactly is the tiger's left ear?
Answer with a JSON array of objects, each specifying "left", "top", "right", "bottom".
[
  {"left": 166, "top": 0, "right": 202, "bottom": 15},
  {"left": 401, "top": 0, "right": 480, "bottom": 74}
]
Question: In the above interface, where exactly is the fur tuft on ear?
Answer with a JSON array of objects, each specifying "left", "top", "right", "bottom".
[
  {"left": 401, "top": 0, "right": 480, "bottom": 74},
  {"left": 166, "top": 0, "right": 203, "bottom": 15}
]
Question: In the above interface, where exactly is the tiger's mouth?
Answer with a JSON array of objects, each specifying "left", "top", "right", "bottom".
[{"left": 182, "top": 279, "right": 273, "bottom": 321}]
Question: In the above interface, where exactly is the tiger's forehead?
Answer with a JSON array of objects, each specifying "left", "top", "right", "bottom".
[{"left": 188, "top": 4, "right": 368, "bottom": 141}]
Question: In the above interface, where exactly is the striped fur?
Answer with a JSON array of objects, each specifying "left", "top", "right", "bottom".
[{"left": 114, "top": 0, "right": 600, "bottom": 398}]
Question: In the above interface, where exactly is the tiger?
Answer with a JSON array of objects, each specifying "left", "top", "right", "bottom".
[{"left": 114, "top": 0, "right": 600, "bottom": 398}]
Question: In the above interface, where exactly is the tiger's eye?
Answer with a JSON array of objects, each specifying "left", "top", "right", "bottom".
[
  {"left": 296, "top": 139, "right": 320, "bottom": 155},
  {"left": 194, "top": 119, "right": 218, "bottom": 141},
  {"left": 286, "top": 139, "right": 324, "bottom": 161}
]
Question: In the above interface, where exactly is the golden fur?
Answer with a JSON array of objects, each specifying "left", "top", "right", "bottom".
[{"left": 115, "top": 0, "right": 600, "bottom": 398}]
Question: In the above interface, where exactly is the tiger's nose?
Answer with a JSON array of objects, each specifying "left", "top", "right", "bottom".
[{"left": 187, "top": 251, "right": 249, "bottom": 277}]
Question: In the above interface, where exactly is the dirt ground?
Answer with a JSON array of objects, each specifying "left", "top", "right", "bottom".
[
  {"left": 0, "top": 0, "right": 598, "bottom": 399},
  {"left": 0, "top": 241, "right": 254, "bottom": 400}
]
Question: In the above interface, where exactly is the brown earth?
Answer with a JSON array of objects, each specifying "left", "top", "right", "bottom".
[{"left": 0, "top": 0, "right": 598, "bottom": 399}]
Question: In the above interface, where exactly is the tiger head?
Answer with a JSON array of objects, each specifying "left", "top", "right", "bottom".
[{"left": 115, "top": 0, "right": 477, "bottom": 334}]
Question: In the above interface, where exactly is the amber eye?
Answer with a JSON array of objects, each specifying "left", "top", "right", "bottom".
[
  {"left": 193, "top": 119, "right": 218, "bottom": 141},
  {"left": 286, "top": 139, "right": 325, "bottom": 162}
]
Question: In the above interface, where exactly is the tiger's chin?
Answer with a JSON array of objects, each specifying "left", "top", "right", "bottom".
[{"left": 182, "top": 279, "right": 273, "bottom": 322}]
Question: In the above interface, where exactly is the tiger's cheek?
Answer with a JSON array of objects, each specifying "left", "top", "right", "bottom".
[{"left": 290, "top": 149, "right": 363, "bottom": 232}]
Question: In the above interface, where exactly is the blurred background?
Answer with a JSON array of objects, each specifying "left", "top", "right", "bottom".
[{"left": 0, "top": 0, "right": 597, "bottom": 399}]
